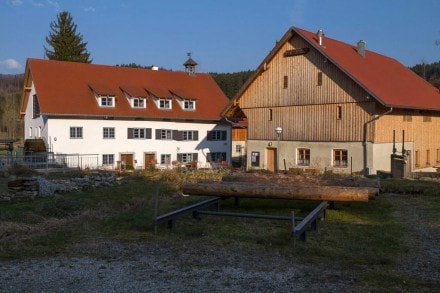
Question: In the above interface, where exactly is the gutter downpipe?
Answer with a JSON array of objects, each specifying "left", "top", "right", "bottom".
[{"left": 363, "top": 107, "right": 393, "bottom": 176}]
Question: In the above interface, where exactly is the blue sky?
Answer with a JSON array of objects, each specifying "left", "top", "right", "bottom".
[{"left": 0, "top": 0, "right": 439, "bottom": 74}]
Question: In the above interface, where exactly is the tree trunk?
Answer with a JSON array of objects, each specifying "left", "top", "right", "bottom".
[{"left": 182, "top": 182, "right": 378, "bottom": 202}]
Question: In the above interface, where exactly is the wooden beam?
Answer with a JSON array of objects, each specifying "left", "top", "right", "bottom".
[{"left": 182, "top": 182, "right": 377, "bottom": 202}]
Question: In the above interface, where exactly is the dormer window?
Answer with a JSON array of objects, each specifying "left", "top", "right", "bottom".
[
  {"left": 184, "top": 99, "right": 196, "bottom": 110},
  {"left": 133, "top": 97, "right": 146, "bottom": 108},
  {"left": 159, "top": 98, "right": 172, "bottom": 109},
  {"left": 100, "top": 95, "right": 115, "bottom": 107}
]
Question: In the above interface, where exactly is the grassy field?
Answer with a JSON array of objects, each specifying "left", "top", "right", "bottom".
[{"left": 0, "top": 170, "right": 439, "bottom": 290}]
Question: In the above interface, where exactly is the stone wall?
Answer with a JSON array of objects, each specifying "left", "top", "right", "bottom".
[{"left": 2, "top": 172, "right": 118, "bottom": 201}]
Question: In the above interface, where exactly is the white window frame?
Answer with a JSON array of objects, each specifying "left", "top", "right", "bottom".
[
  {"left": 132, "top": 97, "right": 146, "bottom": 108},
  {"left": 183, "top": 130, "right": 195, "bottom": 141},
  {"left": 103, "top": 127, "right": 115, "bottom": 139},
  {"left": 181, "top": 153, "right": 193, "bottom": 163},
  {"left": 100, "top": 95, "right": 115, "bottom": 107},
  {"left": 161, "top": 129, "right": 172, "bottom": 140},
  {"left": 70, "top": 127, "right": 83, "bottom": 139},
  {"left": 102, "top": 154, "right": 114, "bottom": 165},
  {"left": 160, "top": 154, "right": 171, "bottom": 165},
  {"left": 183, "top": 99, "right": 196, "bottom": 110},
  {"left": 159, "top": 98, "right": 172, "bottom": 109},
  {"left": 134, "top": 128, "right": 146, "bottom": 139}
]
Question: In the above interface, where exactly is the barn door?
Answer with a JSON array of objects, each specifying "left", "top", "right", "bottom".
[{"left": 267, "top": 148, "right": 277, "bottom": 172}]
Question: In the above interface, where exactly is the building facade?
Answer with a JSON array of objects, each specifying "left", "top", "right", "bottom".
[{"left": 20, "top": 58, "right": 231, "bottom": 170}]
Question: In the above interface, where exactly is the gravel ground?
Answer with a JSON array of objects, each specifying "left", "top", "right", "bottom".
[{"left": 1, "top": 193, "right": 439, "bottom": 292}]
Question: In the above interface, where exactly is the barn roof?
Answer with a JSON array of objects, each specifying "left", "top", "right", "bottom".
[{"left": 230, "top": 27, "right": 440, "bottom": 112}]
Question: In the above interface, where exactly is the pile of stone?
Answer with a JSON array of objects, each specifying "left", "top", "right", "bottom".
[{"left": 2, "top": 172, "right": 118, "bottom": 201}]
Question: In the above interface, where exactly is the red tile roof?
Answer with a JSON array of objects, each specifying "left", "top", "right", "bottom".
[
  {"left": 23, "top": 58, "right": 229, "bottom": 120},
  {"left": 294, "top": 28, "right": 440, "bottom": 111},
  {"left": 232, "top": 27, "right": 440, "bottom": 111}
]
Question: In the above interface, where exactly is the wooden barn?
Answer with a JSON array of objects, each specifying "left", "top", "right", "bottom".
[{"left": 223, "top": 27, "right": 440, "bottom": 175}]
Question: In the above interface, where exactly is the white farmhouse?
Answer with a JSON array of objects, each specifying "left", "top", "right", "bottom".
[{"left": 19, "top": 58, "right": 231, "bottom": 170}]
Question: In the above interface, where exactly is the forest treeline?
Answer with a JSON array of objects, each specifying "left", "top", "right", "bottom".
[{"left": 1, "top": 61, "right": 439, "bottom": 141}]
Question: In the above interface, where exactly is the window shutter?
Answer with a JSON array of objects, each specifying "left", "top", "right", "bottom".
[
  {"left": 146, "top": 128, "right": 152, "bottom": 139},
  {"left": 127, "top": 128, "right": 134, "bottom": 139},
  {"left": 193, "top": 153, "right": 198, "bottom": 161},
  {"left": 207, "top": 131, "right": 212, "bottom": 141},
  {"left": 177, "top": 153, "right": 183, "bottom": 162},
  {"left": 194, "top": 131, "right": 199, "bottom": 141},
  {"left": 155, "top": 129, "right": 161, "bottom": 139},
  {"left": 173, "top": 130, "right": 182, "bottom": 141}
]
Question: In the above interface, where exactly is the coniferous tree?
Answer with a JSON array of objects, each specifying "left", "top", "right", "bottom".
[{"left": 44, "top": 11, "right": 92, "bottom": 63}]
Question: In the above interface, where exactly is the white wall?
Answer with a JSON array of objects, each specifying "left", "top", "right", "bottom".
[{"left": 45, "top": 118, "right": 230, "bottom": 169}]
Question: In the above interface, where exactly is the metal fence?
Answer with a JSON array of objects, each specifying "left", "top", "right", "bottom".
[{"left": 0, "top": 153, "right": 99, "bottom": 170}]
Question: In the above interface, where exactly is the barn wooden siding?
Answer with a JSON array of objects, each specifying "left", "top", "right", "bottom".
[
  {"left": 232, "top": 128, "right": 247, "bottom": 141},
  {"left": 374, "top": 108, "right": 440, "bottom": 168},
  {"left": 237, "top": 35, "right": 376, "bottom": 142}
]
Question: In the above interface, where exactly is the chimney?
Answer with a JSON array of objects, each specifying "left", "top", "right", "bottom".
[
  {"left": 357, "top": 40, "right": 366, "bottom": 58},
  {"left": 317, "top": 30, "right": 324, "bottom": 46}
]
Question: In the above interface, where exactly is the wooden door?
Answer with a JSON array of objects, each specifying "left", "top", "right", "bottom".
[
  {"left": 120, "top": 153, "right": 134, "bottom": 169},
  {"left": 144, "top": 153, "right": 156, "bottom": 169},
  {"left": 267, "top": 148, "right": 276, "bottom": 172}
]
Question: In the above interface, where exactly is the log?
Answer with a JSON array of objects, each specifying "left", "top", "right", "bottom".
[{"left": 182, "top": 182, "right": 378, "bottom": 202}]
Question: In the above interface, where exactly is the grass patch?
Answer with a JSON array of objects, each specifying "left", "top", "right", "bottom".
[{"left": 0, "top": 172, "right": 439, "bottom": 291}]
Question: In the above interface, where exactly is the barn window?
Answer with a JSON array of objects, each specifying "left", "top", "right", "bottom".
[
  {"left": 337, "top": 105, "right": 342, "bottom": 120},
  {"left": 269, "top": 109, "right": 273, "bottom": 121},
  {"left": 297, "top": 148, "right": 310, "bottom": 166},
  {"left": 426, "top": 149, "right": 430, "bottom": 166},
  {"left": 317, "top": 72, "right": 323, "bottom": 86},
  {"left": 333, "top": 149, "right": 348, "bottom": 167},
  {"left": 283, "top": 76, "right": 288, "bottom": 88}
]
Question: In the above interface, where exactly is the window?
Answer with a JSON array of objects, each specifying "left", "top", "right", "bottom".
[
  {"left": 337, "top": 105, "right": 342, "bottom": 120},
  {"left": 317, "top": 71, "right": 323, "bottom": 86},
  {"left": 269, "top": 109, "right": 273, "bottom": 121},
  {"left": 127, "top": 128, "right": 151, "bottom": 139},
  {"left": 103, "top": 127, "right": 115, "bottom": 139},
  {"left": 426, "top": 149, "right": 430, "bottom": 165},
  {"left": 403, "top": 114, "right": 412, "bottom": 122},
  {"left": 184, "top": 100, "right": 195, "bottom": 110},
  {"left": 160, "top": 154, "right": 171, "bottom": 165},
  {"left": 133, "top": 98, "right": 146, "bottom": 108},
  {"left": 207, "top": 130, "right": 227, "bottom": 141},
  {"left": 183, "top": 130, "right": 197, "bottom": 141},
  {"left": 102, "top": 154, "right": 114, "bottom": 165},
  {"left": 29, "top": 127, "right": 32, "bottom": 137},
  {"left": 70, "top": 127, "right": 83, "bottom": 139},
  {"left": 161, "top": 129, "right": 172, "bottom": 140},
  {"left": 437, "top": 149, "right": 440, "bottom": 163},
  {"left": 333, "top": 149, "right": 348, "bottom": 167},
  {"left": 208, "top": 152, "right": 227, "bottom": 162},
  {"left": 297, "top": 148, "right": 310, "bottom": 166},
  {"left": 236, "top": 145, "right": 242, "bottom": 153},
  {"left": 181, "top": 153, "right": 194, "bottom": 163},
  {"left": 283, "top": 75, "right": 288, "bottom": 88},
  {"left": 415, "top": 150, "right": 420, "bottom": 167},
  {"left": 32, "top": 95, "right": 40, "bottom": 118},
  {"left": 100, "top": 96, "right": 114, "bottom": 107},
  {"left": 159, "top": 98, "right": 171, "bottom": 109},
  {"left": 423, "top": 115, "right": 432, "bottom": 122}
]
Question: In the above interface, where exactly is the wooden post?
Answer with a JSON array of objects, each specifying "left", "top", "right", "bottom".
[{"left": 182, "top": 182, "right": 376, "bottom": 202}]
